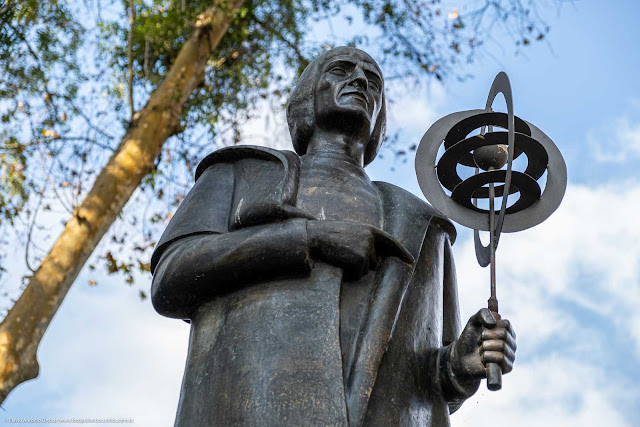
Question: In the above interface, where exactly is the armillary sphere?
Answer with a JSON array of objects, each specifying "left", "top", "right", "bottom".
[{"left": 415, "top": 72, "right": 567, "bottom": 391}]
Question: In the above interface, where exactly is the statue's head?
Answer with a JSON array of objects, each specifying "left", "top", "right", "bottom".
[{"left": 287, "top": 47, "right": 386, "bottom": 166}]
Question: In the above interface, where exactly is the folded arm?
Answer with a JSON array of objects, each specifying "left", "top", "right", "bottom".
[{"left": 151, "top": 218, "right": 312, "bottom": 319}]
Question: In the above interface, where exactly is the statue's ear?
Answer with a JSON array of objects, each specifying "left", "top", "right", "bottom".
[{"left": 364, "top": 95, "right": 386, "bottom": 166}]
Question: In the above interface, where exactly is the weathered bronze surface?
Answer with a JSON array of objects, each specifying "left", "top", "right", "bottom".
[{"left": 151, "top": 47, "right": 516, "bottom": 426}]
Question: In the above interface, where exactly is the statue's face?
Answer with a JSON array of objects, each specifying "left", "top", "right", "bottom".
[{"left": 314, "top": 50, "right": 383, "bottom": 135}]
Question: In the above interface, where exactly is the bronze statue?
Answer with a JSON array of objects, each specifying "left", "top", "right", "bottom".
[{"left": 151, "top": 47, "right": 516, "bottom": 427}]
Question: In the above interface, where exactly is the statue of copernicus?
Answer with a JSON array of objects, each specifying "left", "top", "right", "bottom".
[{"left": 151, "top": 46, "right": 516, "bottom": 427}]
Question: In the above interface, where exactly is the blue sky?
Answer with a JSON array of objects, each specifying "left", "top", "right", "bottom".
[{"left": 3, "top": 1, "right": 640, "bottom": 425}]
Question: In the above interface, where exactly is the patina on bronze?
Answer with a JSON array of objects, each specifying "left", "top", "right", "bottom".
[{"left": 151, "top": 47, "right": 516, "bottom": 426}]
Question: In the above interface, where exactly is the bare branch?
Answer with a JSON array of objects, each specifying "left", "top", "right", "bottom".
[{"left": 24, "top": 193, "right": 45, "bottom": 274}]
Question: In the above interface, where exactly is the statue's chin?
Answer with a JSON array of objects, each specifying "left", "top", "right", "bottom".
[{"left": 317, "top": 104, "right": 372, "bottom": 136}]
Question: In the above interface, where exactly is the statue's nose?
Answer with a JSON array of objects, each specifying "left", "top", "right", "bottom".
[{"left": 349, "top": 68, "right": 368, "bottom": 91}]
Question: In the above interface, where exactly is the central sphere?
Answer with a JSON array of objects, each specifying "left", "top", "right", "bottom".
[{"left": 473, "top": 144, "right": 509, "bottom": 171}]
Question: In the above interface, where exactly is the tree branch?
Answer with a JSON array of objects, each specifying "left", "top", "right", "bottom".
[
  {"left": 128, "top": 0, "right": 135, "bottom": 119},
  {"left": 251, "top": 13, "right": 309, "bottom": 68},
  {"left": 0, "top": 0, "right": 247, "bottom": 404}
]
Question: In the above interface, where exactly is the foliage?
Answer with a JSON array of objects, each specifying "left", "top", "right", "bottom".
[{"left": 0, "top": 0, "right": 557, "bottom": 310}]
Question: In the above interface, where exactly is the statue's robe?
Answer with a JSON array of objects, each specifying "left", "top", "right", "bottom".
[{"left": 151, "top": 146, "right": 480, "bottom": 427}]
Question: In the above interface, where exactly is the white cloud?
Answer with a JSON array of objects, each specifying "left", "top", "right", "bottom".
[
  {"left": 386, "top": 80, "right": 447, "bottom": 137},
  {"left": 3, "top": 280, "right": 190, "bottom": 427},
  {"left": 588, "top": 103, "right": 640, "bottom": 162},
  {"left": 454, "top": 355, "right": 634, "bottom": 427}
]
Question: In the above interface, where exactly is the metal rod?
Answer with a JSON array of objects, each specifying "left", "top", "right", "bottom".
[
  {"left": 488, "top": 168, "right": 498, "bottom": 313},
  {"left": 486, "top": 166, "right": 502, "bottom": 391}
]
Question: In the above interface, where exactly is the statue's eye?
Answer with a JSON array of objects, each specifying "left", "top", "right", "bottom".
[
  {"left": 369, "top": 80, "right": 380, "bottom": 92},
  {"left": 329, "top": 67, "right": 347, "bottom": 76}
]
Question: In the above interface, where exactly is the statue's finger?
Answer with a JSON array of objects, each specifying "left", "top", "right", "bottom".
[
  {"left": 481, "top": 328, "right": 507, "bottom": 340},
  {"left": 506, "top": 320, "right": 516, "bottom": 340},
  {"left": 372, "top": 228, "right": 414, "bottom": 264},
  {"left": 482, "top": 340, "right": 516, "bottom": 361},
  {"left": 482, "top": 351, "right": 515, "bottom": 374},
  {"left": 506, "top": 326, "right": 516, "bottom": 344},
  {"left": 505, "top": 332, "right": 517, "bottom": 352},
  {"left": 483, "top": 327, "right": 516, "bottom": 350},
  {"left": 481, "top": 351, "right": 504, "bottom": 365},
  {"left": 482, "top": 339, "right": 505, "bottom": 352},
  {"left": 472, "top": 308, "right": 497, "bottom": 328},
  {"left": 502, "top": 356, "right": 514, "bottom": 373},
  {"left": 497, "top": 319, "right": 516, "bottom": 339}
]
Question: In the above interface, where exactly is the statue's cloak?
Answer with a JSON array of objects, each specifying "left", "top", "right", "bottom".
[{"left": 151, "top": 146, "right": 476, "bottom": 427}]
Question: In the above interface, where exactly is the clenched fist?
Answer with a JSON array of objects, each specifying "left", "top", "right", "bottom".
[{"left": 450, "top": 308, "right": 516, "bottom": 380}]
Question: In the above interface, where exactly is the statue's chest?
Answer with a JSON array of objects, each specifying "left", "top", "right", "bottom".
[{"left": 296, "top": 156, "right": 383, "bottom": 228}]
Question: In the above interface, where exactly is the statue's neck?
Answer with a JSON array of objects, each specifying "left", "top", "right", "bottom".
[{"left": 305, "top": 129, "right": 366, "bottom": 167}]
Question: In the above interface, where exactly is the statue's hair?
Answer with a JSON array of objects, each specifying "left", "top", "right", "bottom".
[{"left": 286, "top": 47, "right": 386, "bottom": 166}]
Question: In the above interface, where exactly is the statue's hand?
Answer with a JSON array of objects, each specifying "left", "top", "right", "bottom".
[
  {"left": 450, "top": 308, "right": 516, "bottom": 380},
  {"left": 307, "top": 220, "right": 413, "bottom": 279}
]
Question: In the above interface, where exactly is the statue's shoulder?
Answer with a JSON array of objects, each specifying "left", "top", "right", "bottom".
[
  {"left": 152, "top": 146, "right": 300, "bottom": 272},
  {"left": 373, "top": 181, "right": 457, "bottom": 244},
  {"left": 195, "top": 145, "right": 299, "bottom": 181},
  {"left": 194, "top": 144, "right": 305, "bottom": 230}
]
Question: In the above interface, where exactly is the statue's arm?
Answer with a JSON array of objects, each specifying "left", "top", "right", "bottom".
[
  {"left": 430, "top": 233, "right": 516, "bottom": 412},
  {"left": 151, "top": 218, "right": 312, "bottom": 319},
  {"left": 430, "top": 344, "right": 481, "bottom": 413},
  {"left": 428, "top": 234, "right": 481, "bottom": 412}
]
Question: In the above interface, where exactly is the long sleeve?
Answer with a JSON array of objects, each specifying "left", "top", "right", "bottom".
[
  {"left": 435, "top": 233, "right": 481, "bottom": 412},
  {"left": 432, "top": 344, "right": 481, "bottom": 413},
  {"left": 151, "top": 218, "right": 312, "bottom": 319}
]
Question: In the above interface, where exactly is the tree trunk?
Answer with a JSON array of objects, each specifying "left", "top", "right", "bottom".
[{"left": 0, "top": 0, "right": 245, "bottom": 404}]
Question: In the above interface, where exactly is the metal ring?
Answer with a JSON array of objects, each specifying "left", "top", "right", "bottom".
[
  {"left": 415, "top": 111, "right": 567, "bottom": 232},
  {"left": 451, "top": 170, "right": 541, "bottom": 214},
  {"left": 485, "top": 72, "right": 515, "bottom": 240},
  {"left": 443, "top": 112, "right": 531, "bottom": 167},
  {"left": 437, "top": 130, "right": 548, "bottom": 195}
]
